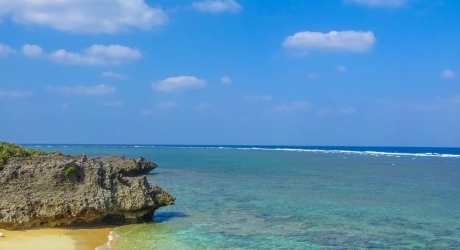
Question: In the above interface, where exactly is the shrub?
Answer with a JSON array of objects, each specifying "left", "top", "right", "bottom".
[{"left": 0, "top": 141, "right": 47, "bottom": 166}]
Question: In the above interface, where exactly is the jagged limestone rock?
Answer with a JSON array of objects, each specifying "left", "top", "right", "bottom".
[{"left": 0, "top": 153, "right": 175, "bottom": 230}]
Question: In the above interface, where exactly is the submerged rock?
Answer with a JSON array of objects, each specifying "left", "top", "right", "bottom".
[{"left": 0, "top": 153, "right": 175, "bottom": 230}]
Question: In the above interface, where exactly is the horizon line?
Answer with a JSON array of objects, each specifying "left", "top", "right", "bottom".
[{"left": 16, "top": 143, "right": 460, "bottom": 149}]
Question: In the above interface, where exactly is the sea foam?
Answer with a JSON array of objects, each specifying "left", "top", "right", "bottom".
[
  {"left": 95, "top": 231, "right": 118, "bottom": 250},
  {"left": 234, "top": 147, "right": 460, "bottom": 158}
]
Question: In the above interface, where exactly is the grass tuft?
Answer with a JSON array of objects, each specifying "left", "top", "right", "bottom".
[{"left": 0, "top": 141, "right": 47, "bottom": 166}]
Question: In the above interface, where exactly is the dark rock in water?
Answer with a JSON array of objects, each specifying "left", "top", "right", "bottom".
[{"left": 0, "top": 153, "right": 175, "bottom": 230}]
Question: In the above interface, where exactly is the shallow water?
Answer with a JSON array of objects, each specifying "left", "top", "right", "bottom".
[{"left": 31, "top": 145, "right": 460, "bottom": 249}]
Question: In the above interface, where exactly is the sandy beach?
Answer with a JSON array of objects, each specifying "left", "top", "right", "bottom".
[{"left": 0, "top": 227, "right": 114, "bottom": 250}]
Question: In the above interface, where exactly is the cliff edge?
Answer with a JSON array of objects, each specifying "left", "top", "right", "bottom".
[{"left": 0, "top": 152, "right": 175, "bottom": 230}]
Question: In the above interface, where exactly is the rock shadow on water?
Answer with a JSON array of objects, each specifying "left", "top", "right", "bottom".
[{"left": 154, "top": 211, "right": 188, "bottom": 223}]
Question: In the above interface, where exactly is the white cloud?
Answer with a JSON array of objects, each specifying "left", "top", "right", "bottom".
[
  {"left": 0, "top": 0, "right": 167, "bottom": 34},
  {"left": 153, "top": 76, "right": 206, "bottom": 93},
  {"left": 338, "top": 107, "right": 358, "bottom": 115},
  {"left": 47, "top": 84, "right": 115, "bottom": 95},
  {"left": 337, "top": 66, "right": 347, "bottom": 73},
  {"left": 0, "top": 43, "right": 15, "bottom": 57},
  {"left": 345, "top": 0, "right": 410, "bottom": 7},
  {"left": 192, "top": 0, "right": 242, "bottom": 13},
  {"left": 441, "top": 69, "right": 456, "bottom": 80},
  {"left": 0, "top": 90, "right": 32, "bottom": 98},
  {"left": 22, "top": 44, "right": 44, "bottom": 57},
  {"left": 102, "top": 71, "right": 128, "bottom": 79},
  {"left": 48, "top": 45, "right": 141, "bottom": 66},
  {"left": 283, "top": 30, "right": 376, "bottom": 54},
  {"left": 244, "top": 95, "right": 273, "bottom": 102},
  {"left": 221, "top": 76, "right": 232, "bottom": 84},
  {"left": 275, "top": 102, "right": 311, "bottom": 113}
]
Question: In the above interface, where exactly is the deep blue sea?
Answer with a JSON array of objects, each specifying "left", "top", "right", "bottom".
[{"left": 24, "top": 145, "right": 460, "bottom": 249}]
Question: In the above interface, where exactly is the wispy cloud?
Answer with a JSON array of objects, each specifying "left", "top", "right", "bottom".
[
  {"left": 102, "top": 71, "right": 129, "bottom": 80},
  {"left": 60, "top": 103, "right": 70, "bottom": 110},
  {"left": 318, "top": 108, "right": 332, "bottom": 116},
  {"left": 142, "top": 102, "right": 179, "bottom": 116},
  {"left": 0, "top": 43, "right": 15, "bottom": 57},
  {"left": 244, "top": 95, "right": 273, "bottom": 102},
  {"left": 376, "top": 99, "right": 441, "bottom": 112},
  {"left": 345, "top": 0, "right": 411, "bottom": 7},
  {"left": 153, "top": 76, "right": 206, "bottom": 93},
  {"left": 338, "top": 107, "right": 358, "bottom": 116},
  {"left": 195, "top": 102, "right": 214, "bottom": 112},
  {"left": 0, "top": 0, "right": 167, "bottom": 34},
  {"left": 221, "top": 76, "right": 232, "bottom": 84},
  {"left": 283, "top": 30, "right": 376, "bottom": 55},
  {"left": 308, "top": 73, "right": 320, "bottom": 79},
  {"left": 0, "top": 90, "right": 32, "bottom": 98},
  {"left": 192, "top": 0, "right": 242, "bottom": 13},
  {"left": 156, "top": 102, "right": 179, "bottom": 111},
  {"left": 441, "top": 69, "right": 456, "bottom": 80},
  {"left": 440, "top": 95, "right": 460, "bottom": 105},
  {"left": 103, "top": 101, "right": 124, "bottom": 107},
  {"left": 141, "top": 110, "right": 154, "bottom": 116},
  {"left": 317, "top": 107, "right": 358, "bottom": 116},
  {"left": 47, "top": 84, "right": 115, "bottom": 95},
  {"left": 337, "top": 66, "right": 348, "bottom": 73},
  {"left": 275, "top": 102, "right": 311, "bottom": 113}
]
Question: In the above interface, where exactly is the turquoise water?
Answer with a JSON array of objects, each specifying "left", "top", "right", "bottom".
[{"left": 27, "top": 145, "right": 460, "bottom": 249}]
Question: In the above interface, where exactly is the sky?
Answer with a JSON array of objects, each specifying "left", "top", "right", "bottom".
[{"left": 0, "top": 0, "right": 459, "bottom": 146}]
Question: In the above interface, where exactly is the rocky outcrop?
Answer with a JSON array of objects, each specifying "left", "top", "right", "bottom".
[{"left": 0, "top": 153, "right": 175, "bottom": 230}]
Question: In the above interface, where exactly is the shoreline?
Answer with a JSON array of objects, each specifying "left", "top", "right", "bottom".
[{"left": 0, "top": 227, "right": 114, "bottom": 250}]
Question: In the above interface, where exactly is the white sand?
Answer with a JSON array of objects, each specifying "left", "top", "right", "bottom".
[{"left": 0, "top": 227, "right": 113, "bottom": 250}]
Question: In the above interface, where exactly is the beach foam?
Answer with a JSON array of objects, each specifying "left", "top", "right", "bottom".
[{"left": 95, "top": 231, "right": 118, "bottom": 250}]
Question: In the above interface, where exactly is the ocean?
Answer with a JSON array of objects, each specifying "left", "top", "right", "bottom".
[{"left": 24, "top": 145, "right": 460, "bottom": 249}]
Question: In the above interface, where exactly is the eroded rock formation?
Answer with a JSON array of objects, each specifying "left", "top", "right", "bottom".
[{"left": 0, "top": 153, "right": 174, "bottom": 230}]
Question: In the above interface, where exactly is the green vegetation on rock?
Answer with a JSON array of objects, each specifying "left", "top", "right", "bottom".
[
  {"left": 0, "top": 141, "right": 47, "bottom": 166},
  {"left": 64, "top": 166, "right": 75, "bottom": 176}
]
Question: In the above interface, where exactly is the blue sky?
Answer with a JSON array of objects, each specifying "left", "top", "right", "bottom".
[{"left": 0, "top": 0, "right": 459, "bottom": 146}]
